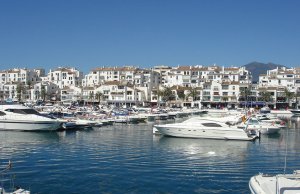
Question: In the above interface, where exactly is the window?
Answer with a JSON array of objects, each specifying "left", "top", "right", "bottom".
[
  {"left": 0, "top": 111, "right": 6, "bottom": 116},
  {"left": 202, "top": 123, "right": 222, "bottom": 127},
  {"left": 5, "top": 109, "right": 40, "bottom": 115},
  {"left": 222, "top": 85, "right": 229, "bottom": 90}
]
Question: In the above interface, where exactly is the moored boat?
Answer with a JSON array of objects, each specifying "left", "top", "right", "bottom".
[
  {"left": 249, "top": 170, "right": 300, "bottom": 194},
  {"left": 239, "top": 117, "right": 281, "bottom": 135},
  {"left": 0, "top": 104, "right": 62, "bottom": 131},
  {"left": 154, "top": 118, "right": 258, "bottom": 141}
]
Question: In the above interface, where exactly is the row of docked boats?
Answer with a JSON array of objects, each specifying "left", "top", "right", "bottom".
[{"left": 0, "top": 104, "right": 208, "bottom": 131}]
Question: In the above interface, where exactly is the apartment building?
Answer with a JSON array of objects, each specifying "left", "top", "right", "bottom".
[
  {"left": 152, "top": 65, "right": 172, "bottom": 85},
  {"left": 48, "top": 67, "right": 83, "bottom": 89},
  {"left": 94, "top": 81, "right": 145, "bottom": 107},
  {"left": 82, "top": 66, "right": 137, "bottom": 87},
  {"left": 30, "top": 82, "right": 60, "bottom": 101},
  {"left": 0, "top": 68, "right": 42, "bottom": 85},
  {"left": 60, "top": 86, "right": 82, "bottom": 103},
  {"left": 258, "top": 67, "right": 300, "bottom": 108}
]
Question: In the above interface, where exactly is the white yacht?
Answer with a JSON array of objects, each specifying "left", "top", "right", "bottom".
[
  {"left": 154, "top": 119, "right": 258, "bottom": 141},
  {"left": 0, "top": 104, "right": 62, "bottom": 131},
  {"left": 249, "top": 170, "right": 300, "bottom": 194}
]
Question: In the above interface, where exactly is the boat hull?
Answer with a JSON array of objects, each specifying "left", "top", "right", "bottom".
[
  {"left": 154, "top": 125, "right": 255, "bottom": 141},
  {"left": 291, "top": 110, "right": 300, "bottom": 115},
  {"left": 0, "top": 120, "right": 61, "bottom": 131},
  {"left": 259, "top": 127, "right": 280, "bottom": 134}
]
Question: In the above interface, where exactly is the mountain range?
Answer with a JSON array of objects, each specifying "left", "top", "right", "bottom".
[{"left": 242, "top": 62, "right": 287, "bottom": 82}]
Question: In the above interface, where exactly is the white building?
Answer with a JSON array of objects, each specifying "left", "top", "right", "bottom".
[
  {"left": 82, "top": 66, "right": 137, "bottom": 87},
  {"left": 94, "top": 81, "right": 145, "bottom": 107},
  {"left": 60, "top": 86, "right": 82, "bottom": 103},
  {"left": 48, "top": 67, "right": 83, "bottom": 89},
  {"left": 0, "top": 68, "right": 42, "bottom": 85},
  {"left": 30, "top": 82, "right": 60, "bottom": 102}
]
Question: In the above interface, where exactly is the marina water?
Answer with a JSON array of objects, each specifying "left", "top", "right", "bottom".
[{"left": 1, "top": 116, "right": 300, "bottom": 193}]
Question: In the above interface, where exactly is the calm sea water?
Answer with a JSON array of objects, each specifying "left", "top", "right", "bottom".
[{"left": 1, "top": 116, "right": 300, "bottom": 194}]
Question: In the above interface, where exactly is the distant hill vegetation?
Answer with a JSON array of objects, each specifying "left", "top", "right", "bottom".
[{"left": 242, "top": 62, "right": 287, "bottom": 82}]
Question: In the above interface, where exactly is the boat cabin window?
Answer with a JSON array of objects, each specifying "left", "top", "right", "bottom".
[
  {"left": 202, "top": 123, "right": 223, "bottom": 127},
  {"left": 5, "top": 109, "right": 41, "bottom": 115},
  {"left": 0, "top": 111, "right": 6, "bottom": 116}
]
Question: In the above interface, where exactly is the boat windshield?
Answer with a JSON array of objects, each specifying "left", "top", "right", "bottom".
[
  {"left": 5, "top": 108, "right": 41, "bottom": 115},
  {"left": 248, "top": 119, "right": 259, "bottom": 125}
]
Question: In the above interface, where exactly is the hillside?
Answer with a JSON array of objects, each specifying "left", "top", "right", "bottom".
[{"left": 242, "top": 62, "right": 287, "bottom": 82}]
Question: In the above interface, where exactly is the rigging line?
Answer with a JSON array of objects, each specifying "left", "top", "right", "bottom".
[
  {"left": 284, "top": 124, "right": 288, "bottom": 175},
  {"left": 0, "top": 160, "right": 12, "bottom": 174}
]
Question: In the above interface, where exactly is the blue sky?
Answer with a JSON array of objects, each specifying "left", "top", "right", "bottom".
[{"left": 0, "top": 0, "right": 299, "bottom": 73}]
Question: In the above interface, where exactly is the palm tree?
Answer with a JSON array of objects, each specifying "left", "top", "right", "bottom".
[
  {"left": 188, "top": 87, "right": 199, "bottom": 101},
  {"left": 16, "top": 83, "right": 24, "bottom": 102},
  {"left": 239, "top": 87, "right": 251, "bottom": 108},
  {"left": 295, "top": 90, "right": 300, "bottom": 109},
  {"left": 157, "top": 86, "right": 173, "bottom": 107},
  {"left": 41, "top": 85, "right": 47, "bottom": 101},
  {"left": 284, "top": 88, "right": 294, "bottom": 108},
  {"left": 89, "top": 91, "right": 94, "bottom": 104},
  {"left": 239, "top": 87, "right": 251, "bottom": 101},
  {"left": 95, "top": 91, "right": 103, "bottom": 104},
  {"left": 259, "top": 91, "right": 272, "bottom": 104},
  {"left": 222, "top": 96, "right": 228, "bottom": 108},
  {"left": 26, "top": 80, "right": 32, "bottom": 100},
  {"left": 176, "top": 89, "right": 186, "bottom": 101}
]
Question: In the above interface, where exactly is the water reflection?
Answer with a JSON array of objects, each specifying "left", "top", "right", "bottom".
[{"left": 155, "top": 136, "right": 250, "bottom": 161}]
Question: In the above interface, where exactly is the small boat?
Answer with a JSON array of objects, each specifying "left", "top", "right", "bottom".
[
  {"left": 260, "top": 106, "right": 271, "bottom": 114},
  {"left": 114, "top": 116, "right": 128, "bottom": 123},
  {"left": 0, "top": 161, "right": 30, "bottom": 194},
  {"left": 249, "top": 170, "right": 300, "bottom": 194},
  {"left": 239, "top": 117, "right": 281, "bottom": 135},
  {"left": 0, "top": 187, "right": 30, "bottom": 194}
]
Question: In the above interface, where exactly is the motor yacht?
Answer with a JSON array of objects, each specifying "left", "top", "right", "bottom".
[
  {"left": 154, "top": 119, "right": 258, "bottom": 141},
  {"left": 249, "top": 170, "right": 300, "bottom": 194},
  {"left": 0, "top": 104, "right": 62, "bottom": 131}
]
